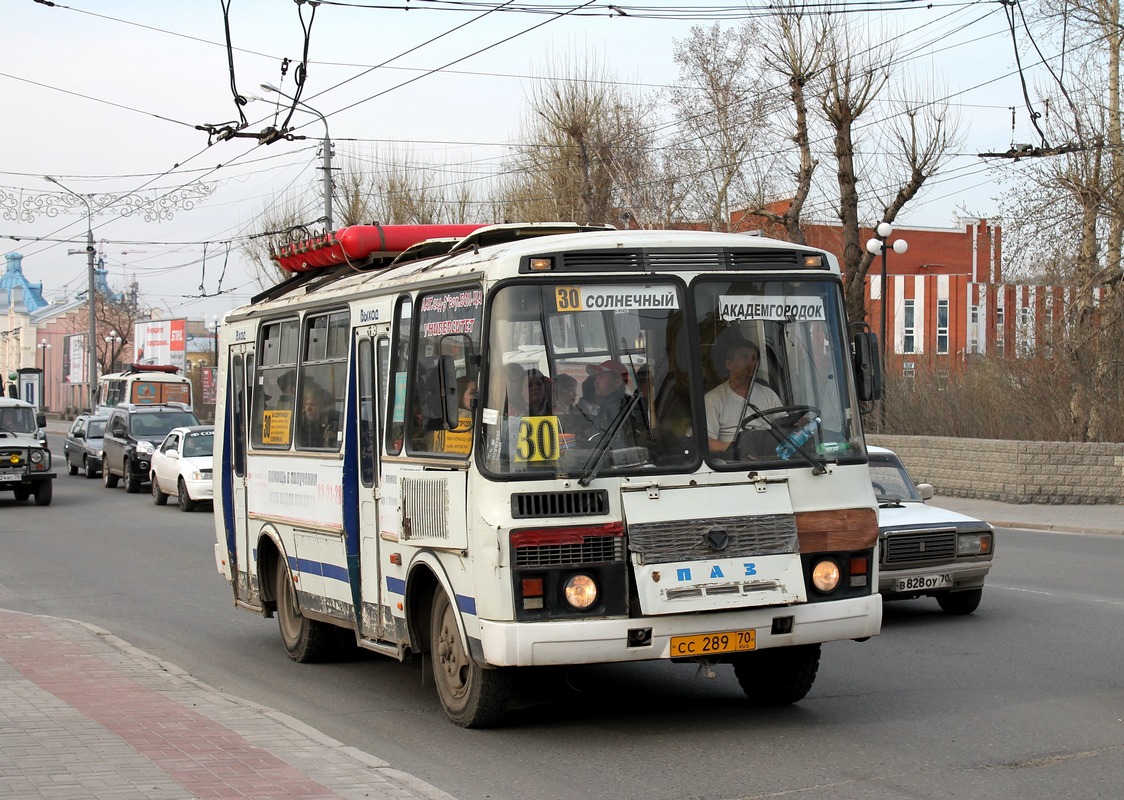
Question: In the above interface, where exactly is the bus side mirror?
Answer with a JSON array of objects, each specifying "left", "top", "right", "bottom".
[
  {"left": 852, "top": 331, "right": 882, "bottom": 402},
  {"left": 417, "top": 355, "right": 460, "bottom": 431}
]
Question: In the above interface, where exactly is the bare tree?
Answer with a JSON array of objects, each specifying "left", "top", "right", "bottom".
[
  {"left": 669, "top": 23, "right": 771, "bottom": 231},
  {"left": 499, "top": 54, "right": 658, "bottom": 227}
]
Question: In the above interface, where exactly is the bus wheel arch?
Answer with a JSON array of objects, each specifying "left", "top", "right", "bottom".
[
  {"left": 270, "top": 542, "right": 334, "bottom": 663},
  {"left": 404, "top": 557, "right": 510, "bottom": 727}
]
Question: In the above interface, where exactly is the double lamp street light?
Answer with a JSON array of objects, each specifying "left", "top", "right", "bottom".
[{"left": 865, "top": 222, "right": 909, "bottom": 371}]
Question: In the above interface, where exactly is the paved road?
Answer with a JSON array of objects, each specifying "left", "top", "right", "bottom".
[{"left": 2, "top": 423, "right": 1121, "bottom": 799}]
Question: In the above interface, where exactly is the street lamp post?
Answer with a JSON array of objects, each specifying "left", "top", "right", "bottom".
[
  {"left": 211, "top": 315, "right": 219, "bottom": 366},
  {"left": 260, "top": 83, "right": 333, "bottom": 230},
  {"left": 37, "top": 339, "right": 51, "bottom": 410},
  {"left": 105, "top": 329, "right": 123, "bottom": 373},
  {"left": 865, "top": 222, "right": 909, "bottom": 373},
  {"left": 44, "top": 176, "right": 98, "bottom": 413}
]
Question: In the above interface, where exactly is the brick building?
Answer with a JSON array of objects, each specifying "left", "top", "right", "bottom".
[{"left": 731, "top": 203, "right": 1100, "bottom": 377}]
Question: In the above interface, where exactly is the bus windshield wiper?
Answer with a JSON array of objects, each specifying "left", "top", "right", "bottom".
[{"left": 578, "top": 391, "right": 643, "bottom": 487}]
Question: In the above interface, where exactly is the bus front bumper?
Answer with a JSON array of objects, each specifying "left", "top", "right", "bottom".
[{"left": 477, "top": 594, "right": 881, "bottom": 667}]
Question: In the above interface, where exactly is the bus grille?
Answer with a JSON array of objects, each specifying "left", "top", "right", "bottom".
[
  {"left": 511, "top": 489, "right": 608, "bottom": 519},
  {"left": 627, "top": 514, "right": 798, "bottom": 564},
  {"left": 883, "top": 529, "right": 958, "bottom": 565},
  {"left": 514, "top": 536, "right": 625, "bottom": 567}
]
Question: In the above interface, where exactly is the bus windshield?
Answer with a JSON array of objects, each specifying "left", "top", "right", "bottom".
[
  {"left": 480, "top": 277, "right": 862, "bottom": 477},
  {"left": 692, "top": 277, "right": 864, "bottom": 468}
]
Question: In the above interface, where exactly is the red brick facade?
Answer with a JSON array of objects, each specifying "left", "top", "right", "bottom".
[{"left": 729, "top": 204, "right": 1099, "bottom": 376}]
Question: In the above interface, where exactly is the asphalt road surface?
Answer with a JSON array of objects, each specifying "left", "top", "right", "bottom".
[{"left": 2, "top": 468, "right": 1122, "bottom": 800}]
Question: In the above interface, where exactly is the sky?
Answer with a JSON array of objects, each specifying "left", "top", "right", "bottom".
[{"left": 3, "top": 0, "right": 1054, "bottom": 325}]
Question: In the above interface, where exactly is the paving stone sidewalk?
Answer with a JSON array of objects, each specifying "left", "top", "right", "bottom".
[{"left": 0, "top": 609, "right": 455, "bottom": 800}]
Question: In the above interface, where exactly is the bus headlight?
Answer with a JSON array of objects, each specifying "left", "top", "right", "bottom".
[
  {"left": 563, "top": 573, "right": 598, "bottom": 609},
  {"left": 811, "top": 559, "right": 841, "bottom": 592}
]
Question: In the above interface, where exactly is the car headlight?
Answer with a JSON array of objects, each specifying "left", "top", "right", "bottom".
[
  {"left": 957, "top": 531, "right": 993, "bottom": 556},
  {"left": 136, "top": 441, "right": 155, "bottom": 456},
  {"left": 189, "top": 470, "right": 204, "bottom": 481},
  {"left": 30, "top": 450, "right": 44, "bottom": 464},
  {"left": 563, "top": 573, "right": 598, "bottom": 609},
  {"left": 811, "top": 559, "right": 841, "bottom": 592}
]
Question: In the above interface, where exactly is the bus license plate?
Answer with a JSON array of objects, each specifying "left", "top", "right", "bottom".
[
  {"left": 670, "top": 629, "right": 756, "bottom": 657},
  {"left": 894, "top": 574, "right": 953, "bottom": 592}
]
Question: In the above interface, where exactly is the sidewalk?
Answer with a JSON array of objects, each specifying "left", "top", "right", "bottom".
[
  {"left": 933, "top": 494, "right": 1124, "bottom": 536},
  {"left": 0, "top": 609, "right": 455, "bottom": 800}
]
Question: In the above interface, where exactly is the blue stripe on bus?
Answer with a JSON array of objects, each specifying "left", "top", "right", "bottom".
[
  {"left": 286, "top": 556, "right": 350, "bottom": 583},
  {"left": 383, "top": 576, "right": 476, "bottom": 616}
]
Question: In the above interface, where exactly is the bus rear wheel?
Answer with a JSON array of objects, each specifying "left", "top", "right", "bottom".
[
  {"left": 274, "top": 559, "right": 333, "bottom": 663},
  {"left": 733, "top": 643, "right": 821, "bottom": 706},
  {"left": 430, "top": 589, "right": 510, "bottom": 728}
]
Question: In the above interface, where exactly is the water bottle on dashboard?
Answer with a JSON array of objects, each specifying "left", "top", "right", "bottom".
[{"left": 775, "top": 417, "right": 821, "bottom": 460}]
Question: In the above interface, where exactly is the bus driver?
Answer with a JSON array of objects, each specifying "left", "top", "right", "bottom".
[{"left": 705, "top": 336, "right": 781, "bottom": 455}]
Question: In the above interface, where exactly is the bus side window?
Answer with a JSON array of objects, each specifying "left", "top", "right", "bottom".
[
  {"left": 385, "top": 296, "right": 413, "bottom": 456},
  {"left": 297, "top": 310, "right": 348, "bottom": 451},
  {"left": 252, "top": 318, "right": 298, "bottom": 449}
]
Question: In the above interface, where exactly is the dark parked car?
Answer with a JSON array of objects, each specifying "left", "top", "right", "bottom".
[
  {"left": 102, "top": 403, "right": 200, "bottom": 494},
  {"left": 63, "top": 414, "right": 109, "bottom": 478}
]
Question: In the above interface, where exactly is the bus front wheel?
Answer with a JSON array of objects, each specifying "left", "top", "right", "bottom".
[
  {"left": 733, "top": 643, "right": 821, "bottom": 706},
  {"left": 430, "top": 589, "right": 510, "bottom": 728},
  {"left": 274, "top": 560, "right": 333, "bottom": 663}
]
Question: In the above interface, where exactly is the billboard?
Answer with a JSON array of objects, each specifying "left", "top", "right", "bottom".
[
  {"left": 133, "top": 319, "right": 187, "bottom": 371},
  {"left": 63, "top": 333, "right": 87, "bottom": 384}
]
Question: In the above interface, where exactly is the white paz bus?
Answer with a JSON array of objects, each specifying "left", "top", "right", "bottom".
[{"left": 213, "top": 222, "right": 885, "bottom": 726}]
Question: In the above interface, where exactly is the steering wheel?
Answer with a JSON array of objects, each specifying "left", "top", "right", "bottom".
[{"left": 737, "top": 404, "right": 818, "bottom": 433}]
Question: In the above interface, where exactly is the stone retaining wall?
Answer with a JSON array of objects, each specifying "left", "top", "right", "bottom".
[{"left": 867, "top": 435, "right": 1124, "bottom": 504}]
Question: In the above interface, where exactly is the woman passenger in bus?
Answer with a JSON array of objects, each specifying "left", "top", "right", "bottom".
[
  {"left": 299, "top": 384, "right": 338, "bottom": 448},
  {"left": 551, "top": 373, "right": 593, "bottom": 441}
]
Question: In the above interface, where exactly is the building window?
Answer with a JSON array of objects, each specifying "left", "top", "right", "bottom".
[
  {"left": 903, "top": 299, "right": 915, "bottom": 354},
  {"left": 996, "top": 305, "right": 1005, "bottom": 356},
  {"left": 969, "top": 304, "right": 979, "bottom": 353},
  {"left": 937, "top": 299, "right": 949, "bottom": 355}
]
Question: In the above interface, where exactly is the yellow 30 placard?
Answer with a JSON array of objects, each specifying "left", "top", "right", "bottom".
[
  {"left": 514, "top": 416, "right": 562, "bottom": 462},
  {"left": 261, "top": 409, "right": 292, "bottom": 445}
]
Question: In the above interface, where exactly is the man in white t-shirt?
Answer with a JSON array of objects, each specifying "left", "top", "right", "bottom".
[{"left": 705, "top": 338, "right": 781, "bottom": 454}]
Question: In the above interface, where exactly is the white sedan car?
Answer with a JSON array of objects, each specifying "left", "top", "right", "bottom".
[
  {"left": 150, "top": 425, "right": 214, "bottom": 512},
  {"left": 870, "top": 446, "right": 994, "bottom": 614}
]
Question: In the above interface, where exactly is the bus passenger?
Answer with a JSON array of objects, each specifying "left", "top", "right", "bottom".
[
  {"left": 552, "top": 373, "right": 594, "bottom": 440},
  {"left": 299, "top": 384, "right": 338, "bottom": 448}
]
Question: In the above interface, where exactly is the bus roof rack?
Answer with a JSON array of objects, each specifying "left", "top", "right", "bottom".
[{"left": 119, "top": 364, "right": 182, "bottom": 375}]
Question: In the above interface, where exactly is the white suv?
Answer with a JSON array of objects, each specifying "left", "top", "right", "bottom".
[
  {"left": 0, "top": 397, "right": 55, "bottom": 506},
  {"left": 870, "top": 446, "right": 995, "bottom": 615}
]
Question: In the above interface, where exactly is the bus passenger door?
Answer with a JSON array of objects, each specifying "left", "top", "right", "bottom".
[
  {"left": 356, "top": 332, "right": 388, "bottom": 641},
  {"left": 229, "top": 347, "right": 254, "bottom": 602}
]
